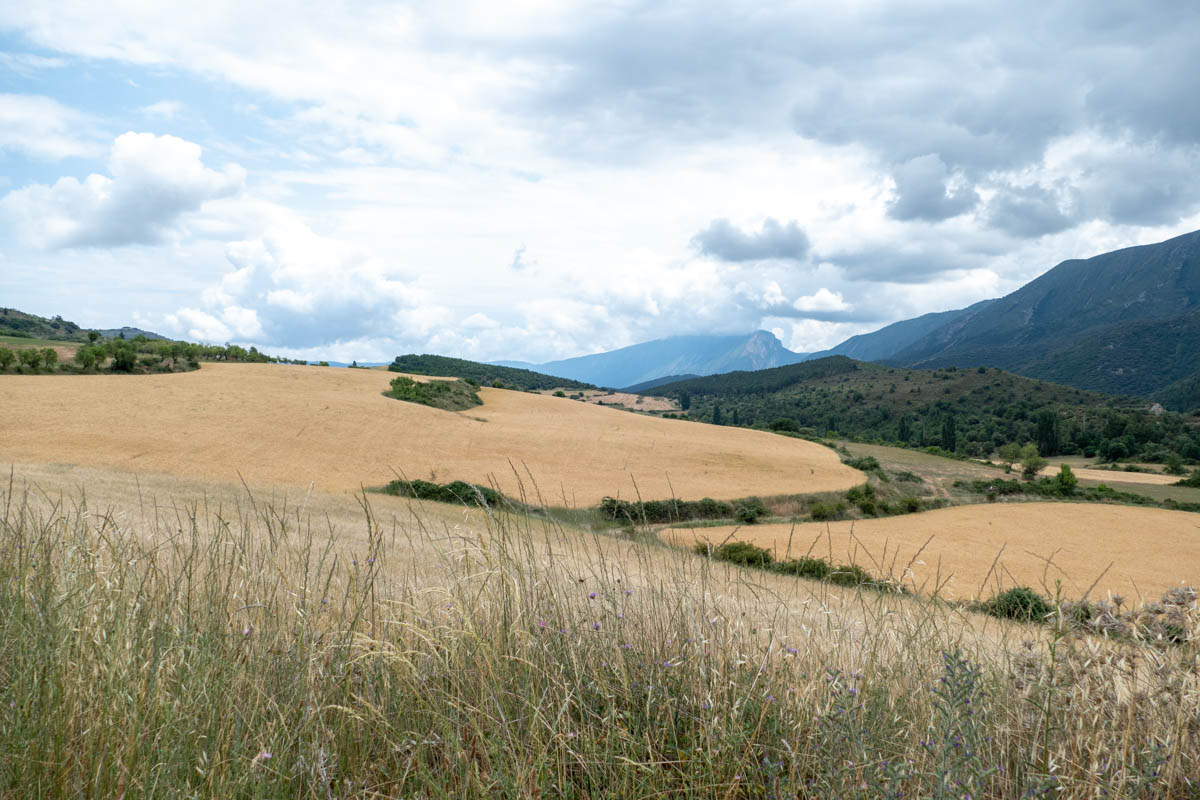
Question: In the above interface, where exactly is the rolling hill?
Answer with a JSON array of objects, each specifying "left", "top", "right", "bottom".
[{"left": 642, "top": 356, "right": 1200, "bottom": 463}]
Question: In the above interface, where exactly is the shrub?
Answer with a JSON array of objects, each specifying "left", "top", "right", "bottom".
[
  {"left": 1055, "top": 463, "right": 1078, "bottom": 494},
  {"left": 978, "top": 587, "right": 1053, "bottom": 622},
  {"left": 774, "top": 557, "right": 830, "bottom": 580},
  {"left": 810, "top": 501, "right": 846, "bottom": 521},
  {"left": 0, "top": 347, "right": 14, "bottom": 371},
  {"left": 1175, "top": 469, "right": 1200, "bottom": 488},
  {"left": 733, "top": 497, "right": 767, "bottom": 524},
  {"left": 382, "top": 478, "right": 504, "bottom": 507},
  {"left": 385, "top": 376, "right": 482, "bottom": 411},
  {"left": 600, "top": 496, "right": 736, "bottom": 524},
  {"left": 826, "top": 563, "right": 877, "bottom": 587},
  {"left": 699, "top": 541, "right": 774, "bottom": 568}
]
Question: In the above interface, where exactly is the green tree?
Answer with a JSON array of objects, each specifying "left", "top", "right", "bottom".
[
  {"left": 941, "top": 413, "right": 957, "bottom": 452},
  {"left": 1035, "top": 410, "right": 1060, "bottom": 456},
  {"left": 712, "top": 404, "right": 723, "bottom": 426},
  {"left": 997, "top": 442, "right": 1022, "bottom": 472},
  {"left": 1055, "top": 463, "right": 1078, "bottom": 494},
  {"left": 75, "top": 345, "right": 102, "bottom": 372},
  {"left": 678, "top": 390, "right": 691, "bottom": 411},
  {"left": 41, "top": 348, "right": 58, "bottom": 371},
  {"left": 897, "top": 415, "right": 911, "bottom": 443},
  {"left": 1164, "top": 452, "right": 1186, "bottom": 475},
  {"left": 18, "top": 348, "right": 43, "bottom": 372},
  {"left": 1020, "top": 443, "right": 1047, "bottom": 480},
  {"left": 0, "top": 347, "right": 14, "bottom": 372},
  {"left": 87, "top": 331, "right": 100, "bottom": 343},
  {"left": 111, "top": 343, "right": 137, "bottom": 373}
]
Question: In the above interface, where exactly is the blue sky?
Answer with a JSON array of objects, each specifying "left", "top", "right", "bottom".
[{"left": 3, "top": 1, "right": 1200, "bottom": 363}]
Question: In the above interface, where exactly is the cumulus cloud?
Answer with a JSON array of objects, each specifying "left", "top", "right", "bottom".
[
  {"left": 692, "top": 218, "right": 810, "bottom": 262},
  {"left": 793, "top": 287, "right": 851, "bottom": 313},
  {"left": 165, "top": 220, "right": 442, "bottom": 349},
  {"left": 888, "top": 154, "right": 977, "bottom": 222},
  {"left": 1, "top": 132, "right": 243, "bottom": 248}
]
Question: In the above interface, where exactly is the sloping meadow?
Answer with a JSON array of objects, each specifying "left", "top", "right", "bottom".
[{"left": 0, "top": 466, "right": 1197, "bottom": 798}]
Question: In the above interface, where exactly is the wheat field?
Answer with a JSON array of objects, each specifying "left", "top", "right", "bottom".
[
  {"left": 665, "top": 502, "right": 1200, "bottom": 603},
  {"left": 0, "top": 362, "right": 860, "bottom": 505}
]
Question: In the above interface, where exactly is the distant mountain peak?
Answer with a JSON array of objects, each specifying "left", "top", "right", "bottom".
[{"left": 494, "top": 329, "right": 808, "bottom": 388}]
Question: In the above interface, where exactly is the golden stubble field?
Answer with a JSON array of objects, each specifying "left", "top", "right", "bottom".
[
  {"left": 0, "top": 362, "right": 859, "bottom": 505},
  {"left": 665, "top": 503, "right": 1200, "bottom": 603}
]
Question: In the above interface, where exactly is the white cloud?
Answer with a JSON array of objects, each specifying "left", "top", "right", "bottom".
[
  {"left": 462, "top": 312, "right": 500, "bottom": 329},
  {"left": 140, "top": 99, "right": 184, "bottom": 118},
  {"left": 1, "top": 132, "right": 244, "bottom": 248},
  {"left": 0, "top": 52, "right": 68, "bottom": 76},
  {"left": 2, "top": 2, "right": 1199, "bottom": 364},
  {"left": 164, "top": 218, "right": 443, "bottom": 349},
  {"left": 793, "top": 288, "right": 851, "bottom": 313},
  {"left": 0, "top": 93, "right": 103, "bottom": 160}
]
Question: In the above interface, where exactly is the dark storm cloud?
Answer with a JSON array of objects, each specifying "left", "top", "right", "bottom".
[
  {"left": 888, "top": 154, "right": 977, "bottom": 221},
  {"left": 820, "top": 234, "right": 1004, "bottom": 284},
  {"left": 986, "top": 184, "right": 1077, "bottom": 239},
  {"left": 692, "top": 218, "right": 810, "bottom": 262}
]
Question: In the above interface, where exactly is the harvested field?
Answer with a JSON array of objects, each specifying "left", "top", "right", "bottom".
[
  {"left": 0, "top": 362, "right": 859, "bottom": 505},
  {"left": 1060, "top": 467, "right": 1180, "bottom": 486},
  {"left": 665, "top": 502, "right": 1200, "bottom": 603}
]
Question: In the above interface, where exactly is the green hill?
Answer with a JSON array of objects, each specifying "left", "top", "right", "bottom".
[
  {"left": 388, "top": 354, "right": 595, "bottom": 391},
  {"left": 645, "top": 357, "right": 1200, "bottom": 464},
  {"left": 0, "top": 308, "right": 91, "bottom": 342}
]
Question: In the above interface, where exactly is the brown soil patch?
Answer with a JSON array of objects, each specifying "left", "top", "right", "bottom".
[
  {"left": 0, "top": 362, "right": 859, "bottom": 505},
  {"left": 664, "top": 503, "right": 1200, "bottom": 603}
]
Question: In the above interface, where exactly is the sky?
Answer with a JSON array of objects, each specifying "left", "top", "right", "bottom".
[{"left": 2, "top": 1, "right": 1199, "bottom": 364}]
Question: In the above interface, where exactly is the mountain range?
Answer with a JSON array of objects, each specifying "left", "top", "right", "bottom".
[
  {"left": 494, "top": 229, "right": 1200, "bottom": 410},
  {"left": 887, "top": 229, "right": 1200, "bottom": 401},
  {"left": 495, "top": 331, "right": 809, "bottom": 389}
]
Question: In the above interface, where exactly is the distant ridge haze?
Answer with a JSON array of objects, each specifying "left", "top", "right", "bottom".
[{"left": 495, "top": 331, "right": 808, "bottom": 389}]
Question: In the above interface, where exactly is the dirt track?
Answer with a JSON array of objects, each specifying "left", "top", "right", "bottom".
[
  {"left": 665, "top": 502, "right": 1200, "bottom": 602},
  {"left": 0, "top": 362, "right": 860, "bottom": 505}
]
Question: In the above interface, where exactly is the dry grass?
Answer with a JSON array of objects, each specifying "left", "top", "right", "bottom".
[
  {"left": 2, "top": 462, "right": 1197, "bottom": 797},
  {"left": 665, "top": 502, "right": 1200, "bottom": 604},
  {"left": 0, "top": 362, "right": 859, "bottom": 505}
]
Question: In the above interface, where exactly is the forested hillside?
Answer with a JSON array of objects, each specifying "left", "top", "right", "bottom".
[
  {"left": 646, "top": 357, "right": 1200, "bottom": 464},
  {"left": 388, "top": 354, "right": 595, "bottom": 390}
]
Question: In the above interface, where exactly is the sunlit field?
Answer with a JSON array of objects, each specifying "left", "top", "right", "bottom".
[
  {"left": 0, "top": 362, "right": 859, "bottom": 505},
  {"left": 2, "top": 463, "right": 1197, "bottom": 797}
]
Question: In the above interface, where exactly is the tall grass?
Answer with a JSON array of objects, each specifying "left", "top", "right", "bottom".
[{"left": 0, "top": 476, "right": 1196, "bottom": 798}]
